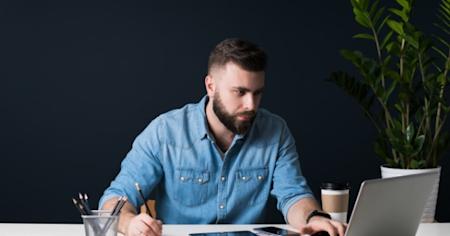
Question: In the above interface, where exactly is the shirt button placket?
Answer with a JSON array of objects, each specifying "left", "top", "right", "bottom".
[
  {"left": 218, "top": 174, "right": 227, "bottom": 220},
  {"left": 217, "top": 165, "right": 228, "bottom": 221}
]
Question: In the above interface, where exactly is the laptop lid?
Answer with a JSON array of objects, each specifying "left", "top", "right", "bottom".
[{"left": 345, "top": 172, "right": 437, "bottom": 236}]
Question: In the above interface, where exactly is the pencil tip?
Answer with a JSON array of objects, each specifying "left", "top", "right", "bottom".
[{"left": 135, "top": 182, "right": 140, "bottom": 190}]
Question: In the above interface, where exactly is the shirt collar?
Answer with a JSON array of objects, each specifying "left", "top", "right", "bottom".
[{"left": 197, "top": 95, "right": 210, "bottom": 140}]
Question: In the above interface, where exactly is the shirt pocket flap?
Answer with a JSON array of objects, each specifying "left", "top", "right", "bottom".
[
  {"left": 177, "top": 169, "right": 193, "bottom": 182},
  {"left": 237, "top": 168, "right": 268, "bottom": 182},
  {"left": 193, "top": 171, "right": 210, "bottom": 184},
  {"left": 176, "top": 168, "right": 209, "bottom": 184}
]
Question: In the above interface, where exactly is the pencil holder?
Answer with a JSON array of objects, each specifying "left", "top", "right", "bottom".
[{"left": 81, "top": 210, "right": 118, "bottom": 236}]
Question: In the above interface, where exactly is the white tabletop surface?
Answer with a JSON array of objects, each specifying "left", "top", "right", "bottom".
[{"left": 0, "top": 223, "right": 448, "bottom": 236}]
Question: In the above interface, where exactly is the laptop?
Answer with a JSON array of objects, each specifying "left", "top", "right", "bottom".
[{"left": 345, "top": 172, "right": 438, "bottom": 236}]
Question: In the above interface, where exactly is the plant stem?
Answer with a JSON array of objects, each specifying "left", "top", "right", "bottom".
[
  {"left": 371, "top": 26, "right": 386, "bottom": 88},
  {"left": 369, "top": 20, "right": 398, "bottom": 161},
  {"left": 417, "top": 52, "right": 430, "bottom": 140},
  {"left": 430, "top": 47, "right": 450, "bottom": 166},
  {"left": 400, "top": 39, "right": 406, "bottom": 134},
  {"left": 434, "top": 47, "right": 449, "bottom": 141}
]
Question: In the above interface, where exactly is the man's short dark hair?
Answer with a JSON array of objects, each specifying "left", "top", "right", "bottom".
[{"left": 208, "top": 38, "right": 267, "bottom": 73}]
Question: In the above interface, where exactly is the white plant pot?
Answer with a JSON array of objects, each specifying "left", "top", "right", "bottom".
[{"left": 380, "top": 165, "right": 441, "bottom": 223}]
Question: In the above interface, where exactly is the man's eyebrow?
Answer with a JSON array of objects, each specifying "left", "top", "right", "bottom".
[{"left": 232, "top": 86, "right": 265, "bottom": 93}]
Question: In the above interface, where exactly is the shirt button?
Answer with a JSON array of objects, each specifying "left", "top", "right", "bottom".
[
  {"left": 258, "top": 175, "right": 263, "bottom": 180},
  {"left": 219, "top": 204, "right": 225, "bottom": 209},
  {"left": 198, "top": 178, "right": 203, "bottom": 183},
  {"left": 180, "top": 176, "right": 185, "bottom": 181},
  {"left": 221, "top": 176, "right": 226, "bottom": 182},
  {"left": 242, "top": 176, "right": 247, "bottom": 180}
]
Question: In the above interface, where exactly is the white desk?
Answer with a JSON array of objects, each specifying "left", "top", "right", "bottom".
[{"left": 0, "top": 223, "right": 448, "bottom": 235}]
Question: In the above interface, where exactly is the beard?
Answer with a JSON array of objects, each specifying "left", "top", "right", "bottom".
[{"left": 212, "top": 93, "right": 256, "bottom": 135}]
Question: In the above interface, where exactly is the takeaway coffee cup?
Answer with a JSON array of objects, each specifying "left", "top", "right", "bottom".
[{"left": 321, "top": 182, "right": 350, "bottom": 223}]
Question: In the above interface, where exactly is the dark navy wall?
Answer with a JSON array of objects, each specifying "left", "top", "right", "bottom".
[{"left": 1, "top": 0, "right": 448, "bottom": 223}]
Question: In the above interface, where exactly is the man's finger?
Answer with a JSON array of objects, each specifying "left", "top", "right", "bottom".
[
  {"left": 138, "top": 214, "right": 162, "bottom": 236},
  {"left": 322, "top": 221, "right": 338, "bottom": 236},
  {"left": 149, "top": 220, "right": 162, "bottom": 235},
  {"left": 299, "top": 225, "right": 314, "bottom": 234},
  {"left": 135, "top": 222, "right": 156, "bottom": 236},
  {"left": 330, "top": 221, "right": 346, "bottom": 236},
  {"left": 309, "top": 220, "right": 338, "bottom": 236}
]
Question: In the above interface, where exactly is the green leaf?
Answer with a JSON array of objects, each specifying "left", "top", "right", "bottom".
[
  {"left": 406, "top": 123, "right": 414, "bottom": 142},
  {"left": 432, "top": 46, "right": 448, "bottom": 59},
  {"left": 437, "top": 12, "right": 450, "bottom": 26},
  {"left": 434, "top": 22, "right": 450, "bottom": 36},
  {"left": 377, "top": 15, "right": 391, "bottom": 33},
  {"left": 340, "top": 49, "right": 364, "bottom": 65},
  {"left": 380, "top": 31, "right": 394, "bottom": 49},
  {"left": 395, "top": 103, "right": 403, "bottom": 113},
  {"left": 373, "top": 7, "right": 385, "bottom": 26},
  {"left": 414, "top": 135, "right": 425, "bottom": 152},
  {"left": 395, "top": 0, "right": 411, "bottom": 12},
  {"left": 386, "top": 158, "right": 399, "bottom": 168},
  {"left": 398, "top": 91, "right": 410, "bottom": 103},
  {"left": 354, "top": 8, "right": 372, "bottom": 28},
  {"left": 409, "top": 159, "right": 424, "bottom": 169},
  {"left": 385, "top": 69, "right": 401, "bottom": 81},
  {"left": 374, "top": 139, "right": 390, "bottom": 162},
  {"left": 405, "top": 35, "right": 419, "bottom": 49},
  {"left": 388, "top": 8, "right": 409, "bottom": 22},
  {"left": 361, "top": 0, "right": 370, "bottom": 10},
  {"left": 328, "top": 71, "right": 376, "bottom": 117},
  {"left": 383, "top": 55, "right": 392, "bottom": 67},
  {"left": 437, "top": 73, "right": 447, "bottom": 86},
  {"left": 369, "top": 0, "right": 380, "bottom": 17},
  {"left": 387, "top": 20, "right": 404, "bottom": 35},
  {"left": 434, "top": 35, "right": 450, "bottom": 47},
  {"left": 382, "top": 80, "right": 397, "bottom": 103},
  {"left": 353, "top": 33, "right": 375, "bottom": 41}
]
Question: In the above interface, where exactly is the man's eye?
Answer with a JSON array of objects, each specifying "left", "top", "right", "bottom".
[{"left": 235, "top": 90, "right": 245, "bottom": 95}]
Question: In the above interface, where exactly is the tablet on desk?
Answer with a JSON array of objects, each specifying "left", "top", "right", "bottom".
[
  {"left": 254, "top": 226, "right": 299, "bottom": 235},
  {"left": 189, "top": 231, "right": 257, "bottom": 236}
]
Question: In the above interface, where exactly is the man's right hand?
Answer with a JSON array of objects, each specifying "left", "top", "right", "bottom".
[{"left": 125, "top": 213, "right": 163, "bottom": 236}]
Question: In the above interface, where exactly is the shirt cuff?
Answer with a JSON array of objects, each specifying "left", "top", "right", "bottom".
[{"left": 282, "top": 194, "right": 315, "bottom": 224}]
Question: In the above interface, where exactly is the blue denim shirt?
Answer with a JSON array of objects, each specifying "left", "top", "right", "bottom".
[{"left": 99, "top": 96, "right": 313, "bottom": 224}]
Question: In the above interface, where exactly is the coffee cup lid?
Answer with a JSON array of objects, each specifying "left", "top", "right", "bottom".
[{"left": 321, "top": 182, "right": 350, "bottom": 190}]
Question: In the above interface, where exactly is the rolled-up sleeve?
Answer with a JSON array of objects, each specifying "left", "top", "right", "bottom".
[
  {"left": 99, "top": 117, "right": 164, "bottom": 210},
  {"left": 270, "top": 120, "right": 315, "bottom": 223}
]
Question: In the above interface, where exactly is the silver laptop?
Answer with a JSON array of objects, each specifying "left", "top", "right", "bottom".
[{"left": 345, "top": 172, "right": 437, "bottom": 236}]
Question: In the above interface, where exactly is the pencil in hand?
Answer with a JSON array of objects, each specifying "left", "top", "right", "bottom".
[{"left": 135, "top": 182, "right": 153, "bottom": 217}]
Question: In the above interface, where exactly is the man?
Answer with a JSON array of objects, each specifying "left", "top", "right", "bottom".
[{"left": 100, "top": 38, "right": 346, "bottom": 236}]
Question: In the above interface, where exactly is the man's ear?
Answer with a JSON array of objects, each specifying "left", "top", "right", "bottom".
[{"left": 205, "top": 74, "right": 215, "bottom": 97}]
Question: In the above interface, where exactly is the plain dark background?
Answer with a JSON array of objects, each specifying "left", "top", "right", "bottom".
[{"left": 1, "top": 0, "right": 449, "bottom": 223}]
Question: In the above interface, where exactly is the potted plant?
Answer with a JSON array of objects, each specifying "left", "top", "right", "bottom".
[{"left": 329, "top": 0, "right": 449, "bottom": 222}]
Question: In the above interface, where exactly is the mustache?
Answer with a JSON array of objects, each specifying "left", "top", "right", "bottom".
[{"left": 237, "top": 111, "right": 256, "bottom": 117}]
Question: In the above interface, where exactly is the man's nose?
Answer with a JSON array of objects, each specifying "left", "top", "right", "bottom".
[{"left": 243, "top": 95, "right": 257, "bottom": 111}]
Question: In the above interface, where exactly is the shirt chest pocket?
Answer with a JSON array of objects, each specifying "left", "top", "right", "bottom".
[
  {"left": 235, "top": 167, "right": 269, "bottom": 205},
  {"left": 173, "top": 168, "right": 210, "bottom": 206}
]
